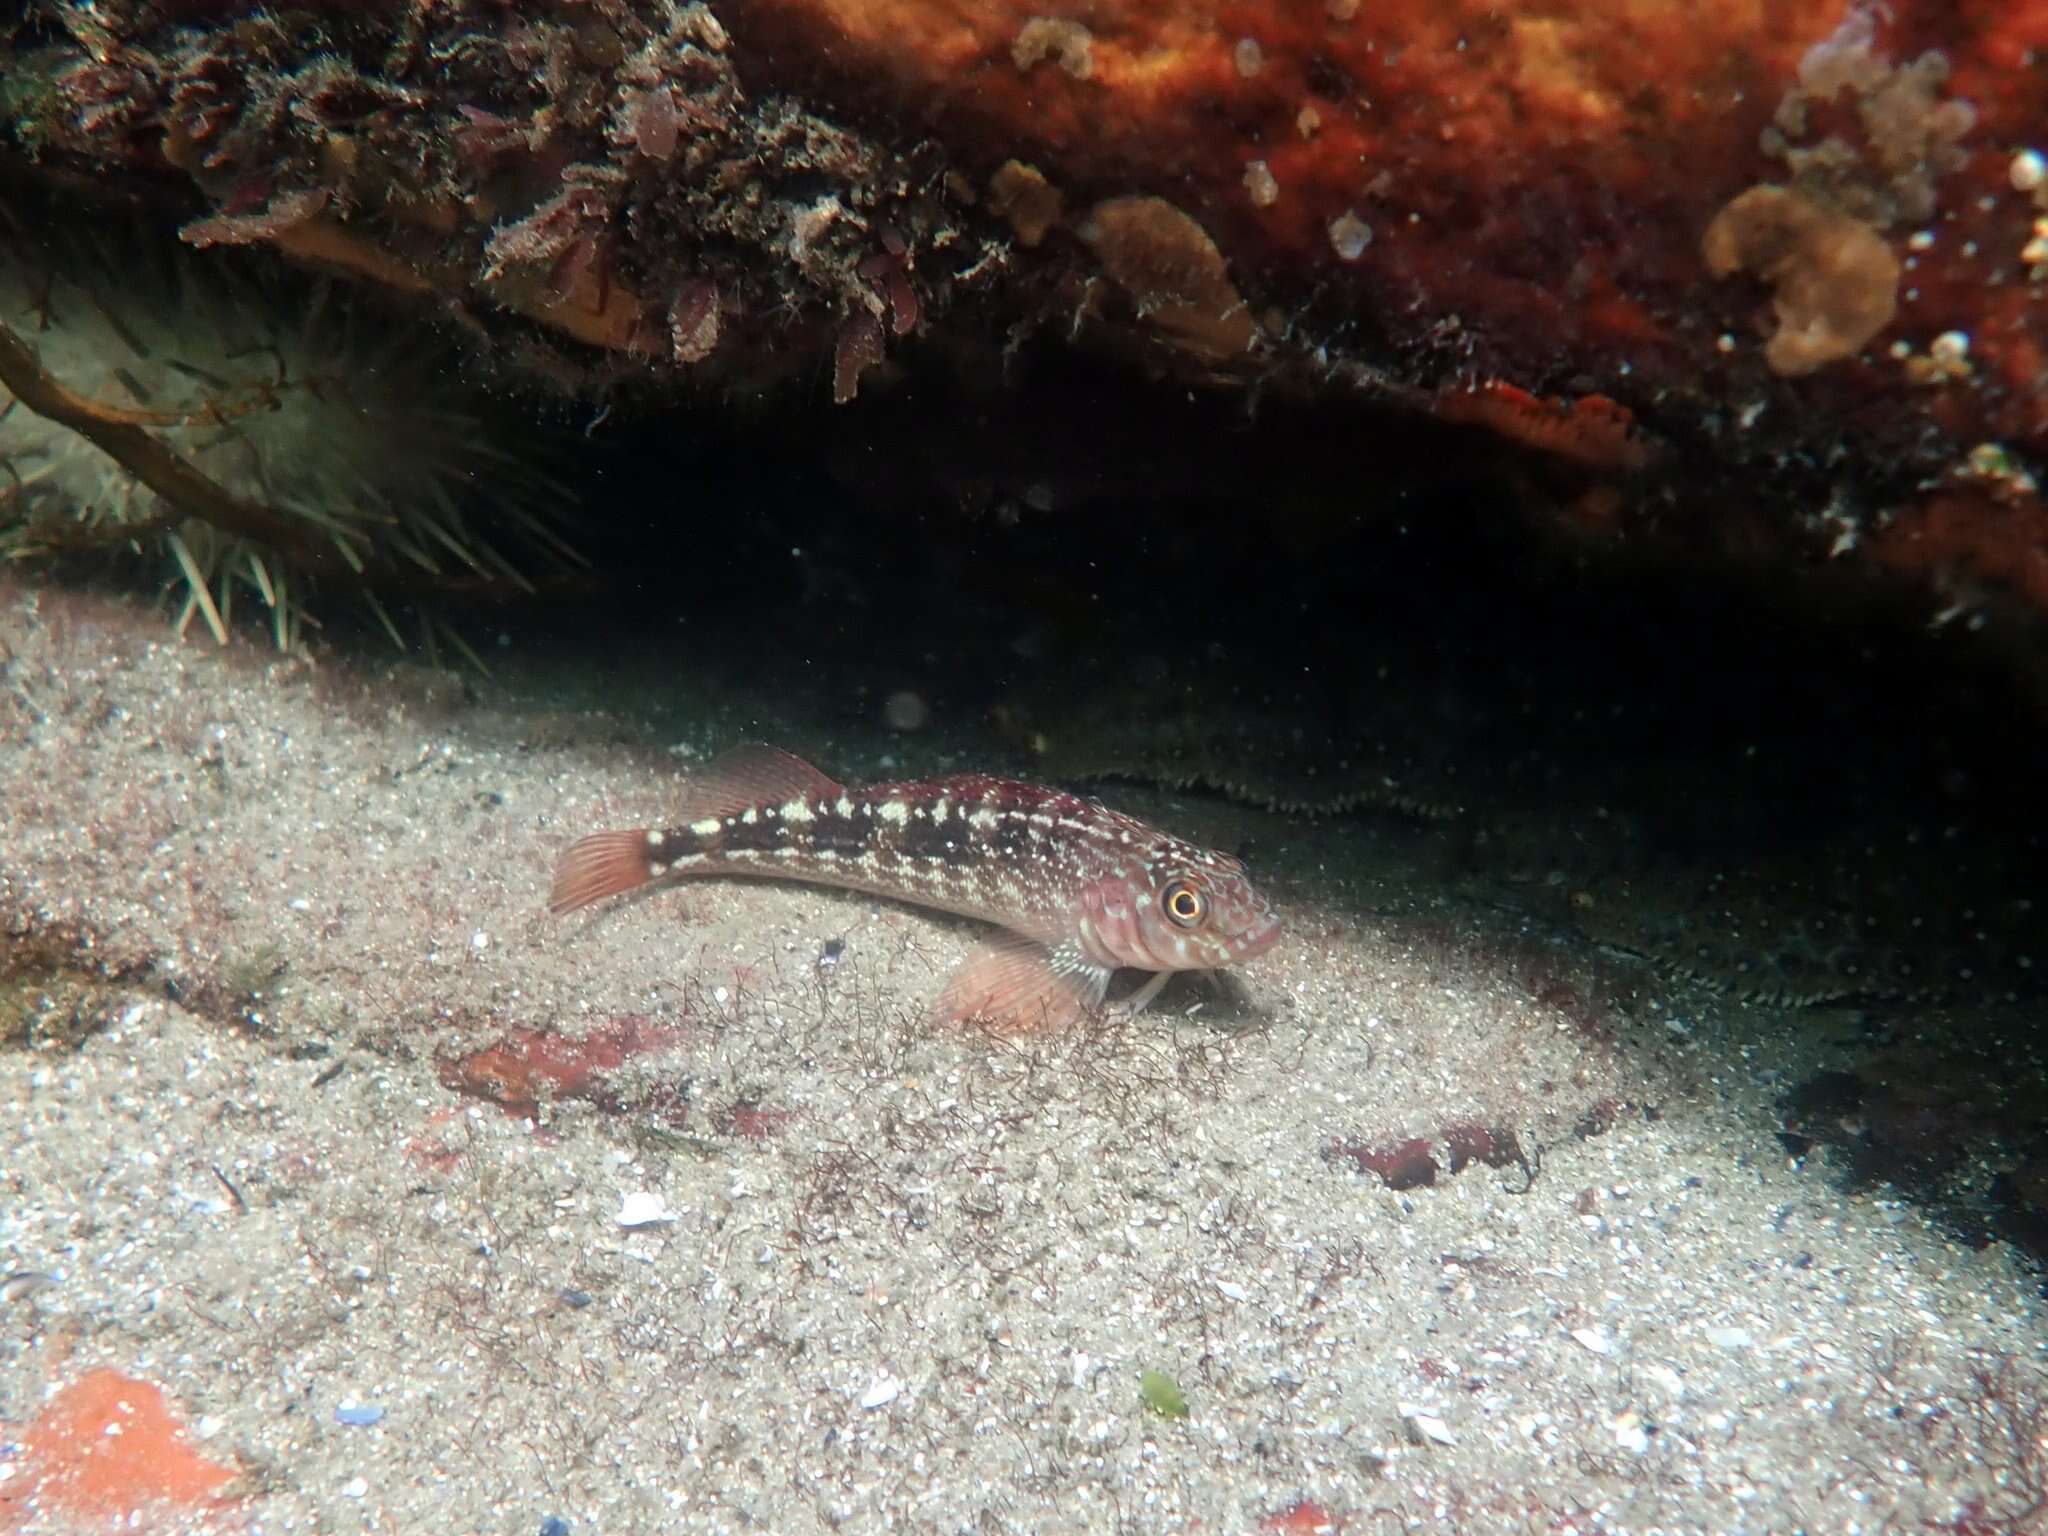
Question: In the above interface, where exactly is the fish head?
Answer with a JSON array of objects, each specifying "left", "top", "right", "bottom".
[{"left": 1079, "top": 841, "right": 1281, "bottom": 972}]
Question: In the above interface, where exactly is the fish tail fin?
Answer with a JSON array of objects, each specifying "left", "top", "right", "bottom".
[{"left": 550, "top": 830, "right": 657, "bottom": 914}]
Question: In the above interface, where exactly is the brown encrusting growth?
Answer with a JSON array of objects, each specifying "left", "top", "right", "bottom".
[{"left": 4, "top": 1, "right": 2048, "bottom": 635}]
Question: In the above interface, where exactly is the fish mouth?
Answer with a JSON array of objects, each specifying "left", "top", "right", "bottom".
[{"left": 1234, "top": 913, "right": 1282, "bottom": 961}]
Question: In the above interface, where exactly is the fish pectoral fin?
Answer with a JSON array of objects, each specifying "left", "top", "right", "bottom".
[
  {"left": 1116, "top": 969, "right": 1174, "bottom": 1017},
  {"left": 936, "top": 938, "right": 1111, "bottom": 1035},
  {"left": 679, "top": 743, "right": 845, "bottom": 822}
]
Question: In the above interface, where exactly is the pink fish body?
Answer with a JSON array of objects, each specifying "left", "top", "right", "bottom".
[{"left": 551, "top": 744, "right": 1281, "bottom": 1031}]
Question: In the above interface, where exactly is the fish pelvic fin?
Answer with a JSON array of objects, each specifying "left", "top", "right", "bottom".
[
  {"left": 936, "top": 937, "right": 1112, "bottom": 1035},
  {"left": 550, "top": 829, "right": 657, "bottom": 914}
]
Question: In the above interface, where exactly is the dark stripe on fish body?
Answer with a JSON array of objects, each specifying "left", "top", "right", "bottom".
[
  {"left": 893, "top": 810, "right": 964, "bottom": 862},
  {"left": 719, "top": 815, "right": 789, "bottom": 855},
  {"left": 988, "top": 816, "right": 1037, "bottom": 863},
  {"left": 809, "top": 810, "right": 873, "bottom": 856}
]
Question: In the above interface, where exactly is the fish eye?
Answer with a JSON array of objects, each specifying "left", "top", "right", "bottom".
[{"left": 1162, "top": 880, "right": 1207, "bottom": 927}]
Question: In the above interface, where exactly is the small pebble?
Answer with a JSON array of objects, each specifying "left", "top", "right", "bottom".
[
  {"left": 2011, "top": 148, "right": 2046, "bottom": 193},
  {"left": 539, "top": 1520, "right": 570, "bottom": 1536},
  {"left": 1570, "top": 1327, "right": 1615, "bottom": 1356},
  {"left": 1611, "top": 1408, "right": 1650, "bottom": 1454},
  {"left": 1234, "top": 37, "right": 1263, "bottom": 77},
  {"left": 1, "top": 1271, "right": 59, "bottom": 1305},
  {"left": 559, "top": 1289, "right": 594, "bottom": 1309},
  {"left": 334, "top": 1403, "right": 385, "bottom": 1427}
]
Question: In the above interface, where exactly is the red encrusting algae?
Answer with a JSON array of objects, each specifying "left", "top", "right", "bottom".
[{"left": 1, "top": 1368, "right": 239, "bottom": 1529}]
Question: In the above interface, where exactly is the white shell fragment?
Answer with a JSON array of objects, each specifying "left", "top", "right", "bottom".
[
  {"left": 1570, "top": 1327, "right": 1615, "bottom": 1356},
  {"left": 1398, "top": 1403, "right": 1456, "bottom": 1446},
  {"left": 615, "top": 1190, "right": 675, "bottom": 1228},
  {"left": 860, "top": 1375, "right": 903, "bottom": 1410}
]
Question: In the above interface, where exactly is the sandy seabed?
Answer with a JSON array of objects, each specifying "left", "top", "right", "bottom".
[{"left": 1, "top": 581, "right": 2043, "bottom": 1535}]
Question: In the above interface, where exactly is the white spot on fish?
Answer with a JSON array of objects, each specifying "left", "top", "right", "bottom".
[
  {"left": 781, "top": 798, "right": 815, "bottom": 824},
  {"left": 645, "top": 829, "right": 663, "bottom": 846},
  {"left": 879, "top": 800, "right": 910, "bottom": 826},
  {"left": 1173, "top": 936, "right": 1190, "bottom": 962},
  {"left": 968, "top": 808, "right": 998, "bottom": 830},
  {"left": 741, "top": 807, "right": 759, "bottom": 825},
  {"left": 691, "top": 817, "right": 723, "bottom": 837},
  {"left": 835, "top": 796, "right": 854, "bottom": 817}
]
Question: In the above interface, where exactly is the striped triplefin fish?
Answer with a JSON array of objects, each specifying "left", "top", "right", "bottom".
[{"left": 550, "top": 744, "right": 1282, "bottom": 1032}]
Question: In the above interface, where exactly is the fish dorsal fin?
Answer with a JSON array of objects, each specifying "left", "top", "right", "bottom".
[{"left": 680, "top": 743, "right": 845, "bottom": 821}]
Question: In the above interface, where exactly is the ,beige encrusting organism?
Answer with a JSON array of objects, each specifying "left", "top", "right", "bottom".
[
  {"left": 1077, "top": 196, "right": 1254, "bottom": 361},
  {"left": 1703, "top": 184, "right": 1899, "bottom": 377},
  {"left": 1011, "top": 17, "right": 1094, "bottom": 79},
  {"left": 1763, "top": 6, "right": 1976, "bottom": 228},
  {"left": 988, "top": 160, "right": 1065, "bottom": 247}
]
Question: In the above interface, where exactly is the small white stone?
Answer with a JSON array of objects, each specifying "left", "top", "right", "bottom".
[
  {"left": 1640, "top": 1363, "right": 1686, "bottom": 1400},
  {"left": 341, "top": 1477, "right": 370, "bottom": 1499},
  {"left": 1234, "top": 37, "right": 1263, "bottom": 77},
  {"left": 1571, "top": 1327, "right": 1615, "bottom": 1356},
  {"left": 469, "top": 930, "right": 488, "bottom": 952},
  {"left": 1705, "top": 1326, "right": 1754, "bottom": 1350},
  {"left": 860, "top": 1375, "right": 902, "bottom": 1409},
  {"left": 2011, "top": 148, "right": 2046, "bottom": 193},
  {"left": 1611, "top": 1408, "right": 1650, "bottom": 1454},
  {"left": 1930, "top": 329, "right": 1971, "bottom": 366},
  {"left": 616, "top": 1190, "right": 674, "bottom": 1228}
]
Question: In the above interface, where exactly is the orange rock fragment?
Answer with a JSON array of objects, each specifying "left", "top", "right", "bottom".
[
  {"left": 1702, "top": 184, "right": 1899, "bottom": 377},
  {"left": 4, "top": 1369, "right": 238, "bottom": 1526},
  {"left": 1261, "top": 1497, "right": 1346, "bottom": 1533}
]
